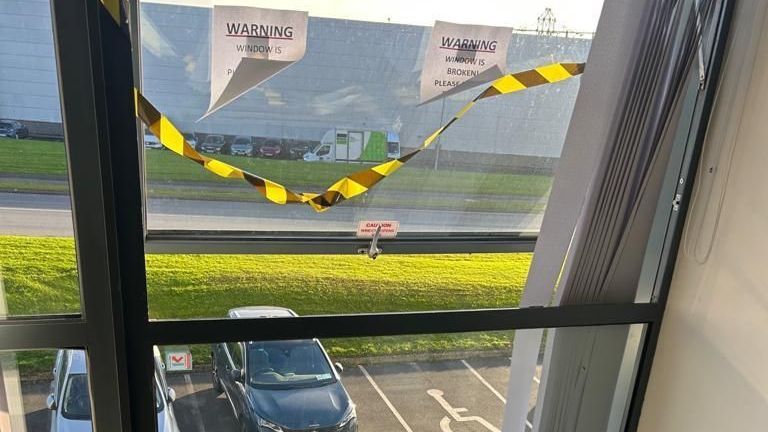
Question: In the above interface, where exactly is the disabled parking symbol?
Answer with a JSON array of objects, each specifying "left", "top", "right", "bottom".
[{"left": 427, "top": 389, "right": 500, "bottom": 432}]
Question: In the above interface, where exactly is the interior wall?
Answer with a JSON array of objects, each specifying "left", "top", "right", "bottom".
[{"left": 637, "top": 0, "right": 768, "bottom": 430}]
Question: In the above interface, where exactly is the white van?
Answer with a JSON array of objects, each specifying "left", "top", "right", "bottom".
[{"left": 304, "top": 129, "right": 400, "bottom": 162}]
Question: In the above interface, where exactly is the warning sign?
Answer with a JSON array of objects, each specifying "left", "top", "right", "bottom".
[
  {"left": 203, "top": 6, "right": 308, "bottom": 118},
  {"left": 165, "top": 350, "right": 193, "bottom": 372},
  {"left": 357, "top": 221, "right": 399, "bottom": 238},
  {"left": 420, "top": 21, "right": 512, "bottom": 104}
]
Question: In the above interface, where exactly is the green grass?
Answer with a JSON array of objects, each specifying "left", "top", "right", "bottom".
[
  {"left": 0, "top": 138, "right": 553, "bottom": 198},
  {"left": 1, "top": 236, "right": 530, "bottom": 374}
]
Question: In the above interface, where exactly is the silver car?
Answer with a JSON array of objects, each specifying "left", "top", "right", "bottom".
[
  {"left": 47, "top": 348, "right": 180, "bottom": 432},
  {"left": 230, "top": 136, "right": 254, "bottom": 156}
]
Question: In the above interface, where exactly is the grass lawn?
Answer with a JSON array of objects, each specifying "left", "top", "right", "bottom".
[
  {"left": 0, "top": 138, "right": 553, "bottom": 198},
  {"left": 1, "top": 236, "right": 530, "bottom": 375}
]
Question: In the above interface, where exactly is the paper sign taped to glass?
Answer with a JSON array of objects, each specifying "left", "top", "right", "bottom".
[
  {"left": 202, "top": 6, "right": 308, "bottom": 118},
  {"left": 420, "top": 21, "right": 513, "bottom": 104}
]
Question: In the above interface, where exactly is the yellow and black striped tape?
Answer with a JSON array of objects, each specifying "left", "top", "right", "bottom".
[{"left": 102, "top": 0, "right": 585, "bottom": 212}]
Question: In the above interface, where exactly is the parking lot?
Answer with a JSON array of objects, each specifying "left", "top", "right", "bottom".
[{"left": 22, "top": 355, "right": 537, "bottom": 432}]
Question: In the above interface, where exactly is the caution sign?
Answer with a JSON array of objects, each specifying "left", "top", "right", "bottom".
[
  {"left": 203, "top": 6, "right": 308, "bottom": 118},
  {"left": 357, "top": 221, "right": 399, "bottom": 238},
  {"left": 420, "top": 21, "right": 512, "bottom": 104}
]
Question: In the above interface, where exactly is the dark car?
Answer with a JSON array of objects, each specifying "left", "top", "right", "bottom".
[
  {"left": 212, "top": 307, "right": 357, "bottom": 432},
  {"left": 0, "top": 120, "right": 29, "bottom": 139},
  {"left": 200, "top": 134, "right": 226, "bottom": 153},
  {"left": 231, "top": 136, "right": 254, "bottom": 156},
  {"left": 258, "top": 140, "right": 282, "bottom": 159},
  {"left": 288, "top": 144, "right": 311, "bottom": 160}
]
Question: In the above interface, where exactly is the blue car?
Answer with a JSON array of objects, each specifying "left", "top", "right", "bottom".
[
  {"left": 212, "top": 307, "right": 358, "bottom": 432},
  {"left": 0, "top": 119, "right": 28, "bottom": 139}
]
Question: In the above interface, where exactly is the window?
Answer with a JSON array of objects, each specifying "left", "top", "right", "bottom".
[
  {"left": 138, "top": 0, "right": 600, "bottom": 235},
  {"left": 246, "top": 340, "right": 335, "bottom": 389},
  {"left": 62, "top": 373, "right": 91, "bottom": 420},
  {"left": 316, "top": 145, "right": 330, "bottom": 156},
  {"left": 226, "top": 342, "right": 244, "bottom": 369},
  {"left": 0, "top": 0, "right": 80, "bottom": 317},
  {"left": 157, "top": 325, "right": 644, "bottom": 432}
]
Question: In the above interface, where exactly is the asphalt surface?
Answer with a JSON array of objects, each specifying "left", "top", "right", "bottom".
[
  {"left": 21, "top": 356, "right": 539, "bottom": 432},
  {"left": 0, "top": 192, "right": 543, "bottom": 236}
]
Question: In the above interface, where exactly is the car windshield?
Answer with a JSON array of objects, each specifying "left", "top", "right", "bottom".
[
  {"left": 247, "top": 340, "right": 335, "bottom": 389},
  {"left": 61, "top": 373, "right": 163, "bottom": 420},
  {"left": 61, "top": 374, "right": 91, "bottom": 420}
]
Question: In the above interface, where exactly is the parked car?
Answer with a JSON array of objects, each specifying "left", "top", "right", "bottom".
[
  {"left": 144, "top": 131, "right": 163, "bottom": 149},
  {"left": 212, "top": 307, "right": 357, "bottom": 432},
  {"left": 231, "top": 136, "right": 254, "bottom": 156},
  {"left": 0, "top": 119, "right": 29, "bottom": 139},
  {"left": 200, "top": 134, "right": 226, "bottom": 153},
  {"left": 288, "top": 144, "right": 311, "bottom": 160},
  {"left": 183, "top": 132, "right": 197, "bottom": 148},
  {"left": 47, "top": 348, "right": 180, "bottom": 432},
  {"left": 258, "top": 140, "right": 282, "bottom": 159}
]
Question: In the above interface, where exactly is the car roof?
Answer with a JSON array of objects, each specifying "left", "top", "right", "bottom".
[
  {"left": 228, "top": 306, "right": 297, "bottom": 318},
  {"left": 66, "top": 348, "right": 163, "bottom": 376}
]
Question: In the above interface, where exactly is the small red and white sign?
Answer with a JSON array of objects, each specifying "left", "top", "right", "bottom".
[
  {"left": 356, "top": 221, "right": 399, "bottom": 238},
  {"left": 166, "top": 351, "right": 193, "bottom": 372}
]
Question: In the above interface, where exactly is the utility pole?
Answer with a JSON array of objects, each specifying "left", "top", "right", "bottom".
[{"left": 434, "top": 96, "right": 446, "bottom": 170}]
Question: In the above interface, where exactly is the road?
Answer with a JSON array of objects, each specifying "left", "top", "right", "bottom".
[
  {"left": 22, "top": 356, "right": 539, "bottom": 432},
  {"left": 0, "top": 192, "right": 543, "bottom": 236}
]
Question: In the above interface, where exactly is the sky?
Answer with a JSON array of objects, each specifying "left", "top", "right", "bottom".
[{"left": 144, "top": 0, "right": 606, "bottom": 32}]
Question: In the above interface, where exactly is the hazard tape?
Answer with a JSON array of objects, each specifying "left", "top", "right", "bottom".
[{"left": 102, "top": 0, "right": 584, "bottom": 212}]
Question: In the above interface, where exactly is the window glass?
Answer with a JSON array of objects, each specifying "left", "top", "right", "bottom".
[
  {"left": 0, "top": 349, "right": 92, "bottom": 431},
  {"left": 61, "top": 374, "right": 91, "bottom": 420},
  {"left": 0, "top": 0, "right": 80, "bottom": 316},
  {"left": 146, "top": 252, "right": 531, "bottom": 318},
  {"left": 227, "top": 342, "right": 243, "bottom": 369},
  {"left": 245, "top": 340, "right": 335, "bottom": 389},
  {"left": 139, "top": 0, "right": 604, "bottom": 234},
  {"left": 157, "top": 324, "right": 642, "bottom": 431}
]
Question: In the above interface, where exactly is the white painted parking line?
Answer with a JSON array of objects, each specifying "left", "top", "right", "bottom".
[
  {"left": 461, "top": 359, "right": 506, "bottom": 403},
  {"left": 526, "top": 420, "right": 534, "bottom": 429},
  {"left": 358, "top": 365, "right": 413, "bottom": 432}
]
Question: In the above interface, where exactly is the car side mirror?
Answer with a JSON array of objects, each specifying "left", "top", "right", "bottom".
[
  {"left": 166, "top": 387, "right": 176, "bottom": 403},
  {"left": 46, "top": 394, "right": 57, "bottom": 411},
  {"left": 334, "top": 362, "right": 344, "bottom": 374},
  {"left": 230, "top": 368, "right": 243, "bottom": 382}
]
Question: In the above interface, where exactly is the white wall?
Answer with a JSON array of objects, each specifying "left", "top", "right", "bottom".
[{"left": 638, "top": 1, "right": 768, "bottom": 430}]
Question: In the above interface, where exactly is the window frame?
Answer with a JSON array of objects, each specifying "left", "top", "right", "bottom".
[{"left": 0, "top": 1, "right": 734, "bottom": 432}]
